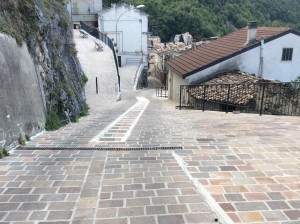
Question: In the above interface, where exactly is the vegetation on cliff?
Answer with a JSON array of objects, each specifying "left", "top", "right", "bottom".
[
  {"left": 104, "top": 0, "right": 300, "bottom": 42},
  {"left": 0, "top": 0, "right": 87, "bottom": 131},
  {"left": 0, "top": 0, "right": 67, "bottom": 45}
]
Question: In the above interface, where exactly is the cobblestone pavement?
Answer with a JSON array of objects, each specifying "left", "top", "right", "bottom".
[
  {"left": 1, "top": 32, "right": 300, "bottom": 223},
  {"left": 0, "top": 150, "right": 218, "bottom": 224},
  {"left": 3, "top": 92, "right": 300, "bottom": 223}
]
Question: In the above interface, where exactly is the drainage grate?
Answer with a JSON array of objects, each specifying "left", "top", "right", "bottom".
[
  {"left": 196, "top": 138, "right": 215, "bottom": 142},
  {"left": 18, "top": 146, "right": 183, "bottom": 151}
]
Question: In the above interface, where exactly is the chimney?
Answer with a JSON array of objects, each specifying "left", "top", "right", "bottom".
[{"left": 246, "top": 21, "right": 257, "bottom": 46}]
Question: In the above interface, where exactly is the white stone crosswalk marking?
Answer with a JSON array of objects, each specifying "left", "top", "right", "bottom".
[{"left": 90, "top": 97, "right": 149, "bottom": 142}]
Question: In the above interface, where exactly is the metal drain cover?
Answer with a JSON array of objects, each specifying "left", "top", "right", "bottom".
[
  {"left": 196, "top": 138, "right": 215, "bottom": 142},
  {"left": 18, "top": 146, "right": 183, "bottom": 151}
]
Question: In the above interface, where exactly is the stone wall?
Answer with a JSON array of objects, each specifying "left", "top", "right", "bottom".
[
  {"left": 0, "top": 34, "right": 46, "bottom": 149},
  {"left": 0, "top": 1, "right": 87, "bottom": 148}
]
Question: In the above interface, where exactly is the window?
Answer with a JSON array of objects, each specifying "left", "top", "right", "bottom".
[{"left": 281, "top": 48, "right": 293, "bottom": 61}]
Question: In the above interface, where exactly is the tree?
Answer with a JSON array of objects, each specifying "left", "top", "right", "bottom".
[
  {"left": 103, "top": 0, "right": 300, "bottom": 42},
  {"left": 179, "top": 34, "right": 184, "bottom": 43}
]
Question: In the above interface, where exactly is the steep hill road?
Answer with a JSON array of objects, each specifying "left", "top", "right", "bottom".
[{"left": 2, "top": 30, "right": 299, "bottom": 224}]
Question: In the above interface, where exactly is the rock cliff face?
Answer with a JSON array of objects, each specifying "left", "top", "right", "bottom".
[
  {"left": 33, "top": 1, "right": 86, "bottom": 118},
  {"left": 0, "top": 0, "right": 87, "bottom": 148},
  {"left": 0, "top": 34, "right": 46, "bottom": 149}
]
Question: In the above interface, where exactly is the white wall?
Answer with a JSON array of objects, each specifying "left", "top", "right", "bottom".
[
  {"left": 239, "top": 33, "right": 300, "bottom": 82},
  {"left": 94, "top": 0, "right": 102, "bottom": 12},
  {"left": 187, "top": 32, "right": 300, "bottom": 84},
  {"left": 168, "top": 69, "right": 189, "bottom": 101},
  {"left": 99, "top": 4, "right": 148, "bottom": 67}
]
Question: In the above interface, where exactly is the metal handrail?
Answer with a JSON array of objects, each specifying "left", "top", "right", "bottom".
[
  {"left": 178, "top": 82, "right": 300, "bottom": 116},
  {"left": 156, "top": 86, "right": 168, "bottom": 98},
  {"left": 80, "top": 22, "right": 120, "bottom": 96}
]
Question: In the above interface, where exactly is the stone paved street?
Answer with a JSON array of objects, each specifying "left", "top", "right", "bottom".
[
  {"left": 3, "top": 93, "right": 300, "bottom": 223},
  {"left": 0, "top": 149, "right": 217, "bottom": 224},
  {"left": 0, "top": 31, "right": 300, "bottom": 224}
]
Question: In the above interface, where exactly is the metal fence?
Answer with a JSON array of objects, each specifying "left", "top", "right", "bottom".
[
  {"left": 156, "top": 86, "right": 168, "bottom": 98},
  {"left": 179, "top": 82, "right": 300, "bottom": 116},
  {"left": 80, "top": 22, "right": 120, "bottom": 91}
]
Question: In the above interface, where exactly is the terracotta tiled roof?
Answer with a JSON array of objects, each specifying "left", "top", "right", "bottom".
[
  {"left": 167, "top": 27, "right": 291, "bottom": 78},
  {"left": 188, "top": 71, "right": 276, "bottom": 106},
  {"left": 202, "top": 71, "right": 261, "bottom": 85}
]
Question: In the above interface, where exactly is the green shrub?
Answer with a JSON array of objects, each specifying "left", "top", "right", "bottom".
[
  {"left": 68, "top": 43, "right": 78, "bottom": 56},
  {"left": 81, "top": 73, "right": 88, "bottom": 86},
  {"left": 71, "top": 115, "right": 80, "bottom": 123},
  {"left": 0, "top": 148, "right": 10, "bottom": 159},
  {"left": 53, "top": 55, "right": 63, "bottom": 72},
  {"left": 80, "top": 102, "right": 89, "bottom": 116},
  {"left": 59, "top": 17, "right": 69, "bottom": 30},
  {"left": 18, "top": 134, "right": 26, "bottom": 145},
  {"left": 45, "top": 110, "right": 63, "bottom": 131},
  {"left": 57, "top": 82, "right": 74, "bottom": 97},
  {"left": 25, "top": 134, "right": 30, "bottom": 141},
  {"left": 3, "top": 149, "right": 9, "bottom": 157}
]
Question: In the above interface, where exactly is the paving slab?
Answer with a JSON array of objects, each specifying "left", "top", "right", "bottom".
[
  {"left": 3, "top": 31, "right": 300, "bottom": 224},
  {"left": 9, "top": 104, "right": 300, "bottom": 223}
]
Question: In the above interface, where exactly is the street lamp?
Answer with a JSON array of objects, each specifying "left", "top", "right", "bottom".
[{"left": 115, "top": 4, "right": 145, "bottom": 67}]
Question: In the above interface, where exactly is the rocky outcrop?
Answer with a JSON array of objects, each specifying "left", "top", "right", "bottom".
[{"left": 0, "top": 0, "right": 87, "bottom": 148}]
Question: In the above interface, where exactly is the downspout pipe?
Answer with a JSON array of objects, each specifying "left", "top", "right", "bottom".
[{"left": 258, "top": 37, "right": 264, "bottom": 78}]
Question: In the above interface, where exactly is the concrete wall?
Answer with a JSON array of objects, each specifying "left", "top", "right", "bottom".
[
  {"left": 0, "top": 34, "right": 46, "bottom": 149},
  {"left": 68, "top": 0, "right": 102, "bottom": 26},
  {"left": 70, "top": 0, "right": 102, "bottom": 14},
  {"left": 99, "top": 4, "right": 148, "bottom": 67},
  {"left": 187, "top": 32, "right": 300, "bottom": 84}
]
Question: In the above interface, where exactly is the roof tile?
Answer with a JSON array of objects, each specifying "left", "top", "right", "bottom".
[{"left": 167, "top": 27, "right": 290, "bottom": 77}]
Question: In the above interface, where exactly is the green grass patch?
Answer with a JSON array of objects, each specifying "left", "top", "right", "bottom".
[{"left": 45, "top": 110, "right": 63, "bottom": 131}]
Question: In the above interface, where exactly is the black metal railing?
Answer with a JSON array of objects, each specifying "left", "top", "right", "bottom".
[
  {"left": 136, "top": 68, "right": 148, "bottom": 89},
  {"left": 80, "top": 22, "right": 120, "bottom": 92},
  {"left": 179, "top": 82, "right": 300, "bottom": 116},
  {"left": 156, "top": 86, "right": 168, "bottom": 98}
]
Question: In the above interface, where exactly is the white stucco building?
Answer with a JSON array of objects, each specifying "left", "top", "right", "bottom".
[
  {"left": 98, "top": 4, "right": 148, "bottom": 67},
  {"left": 67, "top": 0, "right": 103, "bottom": 27},
  {"left": 167, "top": 22, "right": 300, "bottom": 101}
]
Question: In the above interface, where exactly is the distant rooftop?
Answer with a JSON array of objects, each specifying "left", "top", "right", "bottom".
[{"left": 167, "top": 27, "right": 293, "bottom": 78}]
